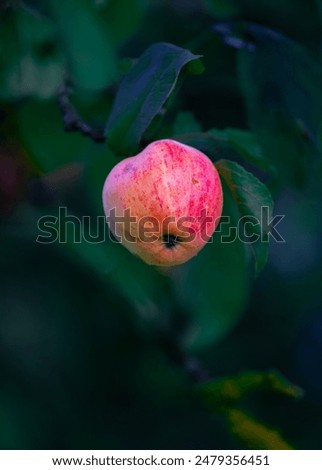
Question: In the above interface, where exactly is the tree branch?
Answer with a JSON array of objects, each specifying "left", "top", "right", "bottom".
[{"left": 57, "top": 80, "right": 106, "bottom": 143}]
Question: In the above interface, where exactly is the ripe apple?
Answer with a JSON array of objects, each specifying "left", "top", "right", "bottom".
[{"left": 102, "top": 139, "right": 223, "bottom": 266}]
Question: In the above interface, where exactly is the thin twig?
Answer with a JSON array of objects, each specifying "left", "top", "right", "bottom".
[{"left": 57, "top": 80, "right": 106, "bottom": 143}]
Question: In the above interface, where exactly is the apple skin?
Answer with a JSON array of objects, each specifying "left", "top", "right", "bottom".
[{"left": 102, "top": 139, "right": 223, "bottom": 266}]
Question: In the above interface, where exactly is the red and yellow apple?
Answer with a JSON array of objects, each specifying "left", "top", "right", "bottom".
[{"left": 102, "top": 139, "right": 223, "bottom": 266}]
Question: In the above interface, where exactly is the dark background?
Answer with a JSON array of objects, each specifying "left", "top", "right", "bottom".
[{"left": 1, "top": 0, "right": 322, "bottom": 450}]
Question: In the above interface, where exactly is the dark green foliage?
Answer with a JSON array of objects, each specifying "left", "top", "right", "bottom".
[
  {"left": 1, "top": 0, "right": 322, "bottom": 451},
  {"left": 238, "top": 24, "right": 322, "bottom": 187},
  {"left": 47, "top": 0, "right": 117, "bottom": 91},
  {"left": 214, "top": 21, "right": 322, "bottom": 186}
]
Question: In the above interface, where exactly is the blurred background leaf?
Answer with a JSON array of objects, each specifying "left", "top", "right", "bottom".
[
  {"left": 233, "top": 23, "right": 322, "bottom": 187},
  {"left": 1, "top": 0, "right": 322, "bottom": 451},
  {"left": 100, "top": 0, "right": 147, "bottom": 48},
  {"left": 15, "top": 100, "right": 88, "bottom": 172},
  {"left": 226, "top": 408, "right": 292, "bottom": 450},
  {"left": 198, "top": 369, "right": 302, "bottom": 449},
  {"left": 173, "top": 111, "right": 203, "bottom": 135},
  {"left": 0, "top": 8, "right": 63, "bottom": 100},
  {"left": 199, "top": 369, "right": 303, "bottom": 410},
  {"left": 47, "top": 0, "right": 117, "bottom": 91},
  {"left": 209, "top": 128, "right": 271, "bottom": 171}
]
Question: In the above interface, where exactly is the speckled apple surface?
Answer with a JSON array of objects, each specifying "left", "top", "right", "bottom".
[{"left": 102, "top": 139, "right": 223, "bottom": 266}]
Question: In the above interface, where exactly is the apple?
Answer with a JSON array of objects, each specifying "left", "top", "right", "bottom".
[{"left": 102, "top": 139, "right": 223, "bottom": 266}]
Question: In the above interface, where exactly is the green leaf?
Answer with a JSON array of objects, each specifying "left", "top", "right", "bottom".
[
  {"left": 199, "top": 370, "right": 303, "bottom": 410},
  {"left": 48, "top": 0, "right": 117, "bottom": 91},
  {"left": 235, "top": 23, "right": 322, "bottom": 186},
  {"left": 16, "top": 100, "right": 89, "bottom": 173},
  {"left": 176, "top": 130, "right": 269, "bottom": 171},
  {"left": 215, "top": 159, "right": 273, "bottom": 275},
  {"left": 198, "top": 368, "right": 300, "bottom": 450},
  {"left": 101, "top": 0, "right": 146, "bottom": 47},
  {"left": 172, "top": 182, "right": 250, "bottom": 351},
  {"left": 208, "top": 128, "right": 271, "bottom": 171},
  {"left": 105, "top": 42, "right": 202, "bottom": 154},
  {"left": 0, "top": 9, "right": 63, "bottom": 100},
  {"left": 226, "top": 408, "right": 293, "bottom": 450},
  {"left": 174, "top": 132, "right": 241, "bottom": 162},
  {"left": 173, "top": 111, "right": 202, "bottom": 135}
]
